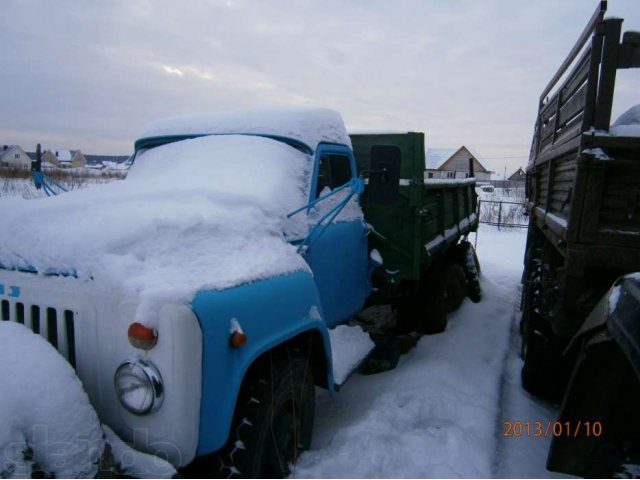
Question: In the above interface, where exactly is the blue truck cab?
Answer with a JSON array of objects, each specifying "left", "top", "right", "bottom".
[{"left": 125, "top": 108, "right": 374, "bottom": 475}]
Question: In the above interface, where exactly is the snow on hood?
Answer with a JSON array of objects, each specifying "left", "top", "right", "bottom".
[
  {"left": 611, "top": 104, "right": 640, "bottom": 137},
  {"left": 0, "top": 135, "right": 312, "bottom": 326},
  {"left": 138, "top": 106, "right": 351, "bottom": 151}
]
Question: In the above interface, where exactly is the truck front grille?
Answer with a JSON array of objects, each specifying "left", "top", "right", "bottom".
[{"left": 1, "top": 299, "right": 76, "bottom": 368}]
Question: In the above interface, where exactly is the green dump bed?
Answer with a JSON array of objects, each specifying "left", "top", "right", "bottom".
[{"left": 350, "top": 132, "right": 478, "bottom": 296}]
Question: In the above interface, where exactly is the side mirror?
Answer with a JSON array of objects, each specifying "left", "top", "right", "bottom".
[{"left": 368, "top": 145, "right": 401, "bottom": 205}]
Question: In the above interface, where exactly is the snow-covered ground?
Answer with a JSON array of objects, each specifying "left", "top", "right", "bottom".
[
  {"left": 0, "top": 175, "right": 121, "bottom": 199},
  {"left": 293, "top": 226, "right": 567, "bottom": 479}
]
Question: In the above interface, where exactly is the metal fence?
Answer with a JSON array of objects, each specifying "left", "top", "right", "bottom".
[{"left": 477, "top": 199, "right": 528, "bottom": 229}]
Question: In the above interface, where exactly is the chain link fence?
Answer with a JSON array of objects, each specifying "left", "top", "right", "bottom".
[{"left": 477, "top": 199, "right": 528, "bottom": 229}]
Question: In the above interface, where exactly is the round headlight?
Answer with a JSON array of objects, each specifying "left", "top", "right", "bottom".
[{"left": 114, "top": 360, "right": 164, "bottom": 415}]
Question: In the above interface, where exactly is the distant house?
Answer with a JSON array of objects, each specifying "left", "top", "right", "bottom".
[
  {"left": 508, "top": 167, "right": 526, "bottom": 182},
  {"left": 84, "top": 154, "right": 131, "bottom": 171},
  {"left": 42, "top": 149, "right": 87, "bottom": 168},
  {"left": 0, "top": 145, "right": 32, "bottom": 168},
  {"left": 425, "top": 146, "right": 492, "bottom": 181}
]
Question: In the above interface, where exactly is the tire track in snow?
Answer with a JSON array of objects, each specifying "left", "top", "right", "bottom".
[
  {"left": 490, "top": 285, "right": 568, "bottom": 479},
  {"left": 491, "top": 286, "right": 524, "bottom": 477}
]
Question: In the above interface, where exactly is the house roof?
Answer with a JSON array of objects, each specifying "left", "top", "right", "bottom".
[
  {"left": 425, "top": 146, "right": 492, "bottom": 172},
  {"left": 0, "top": 145, "right": 19, "bottom": 162},
  {"left": 425, "top": 148, "right": 459, "bottom": 169},
  {"left": 55, "top": 150, "right": 82, "bottom": 162},
  {"left": 508, "top": 167, "right": 526, "bottom": 180}
]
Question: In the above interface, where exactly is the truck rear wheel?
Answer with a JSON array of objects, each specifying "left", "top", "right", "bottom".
[
  {"left": 215, "top": 351, "right": 314, "bottom": 478},
  {"left": 421, "top": 273, "right": 448, "bottom": 334},
  {"left": 521, "top": 320, "right": 566, "bottom": 403},
  {"left": 453, "top": 241, "right": 481, "bottom": 303},
  {"left": 443, "top": 262, "right": 467, "bottom": 314},
  {"left": 396, "top": 260, "right": 466, "bottom": 335},
  {"left": 520, "top": 251, "right": 569, "bottom": 403}
]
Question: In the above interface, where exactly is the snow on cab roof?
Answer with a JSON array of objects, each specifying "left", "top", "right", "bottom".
[
  {"left": 610, "top": 104, "right": 640, "bottom": 137},
  {"left": 138, "top": 106, "right": 351, "bottom": 152}
]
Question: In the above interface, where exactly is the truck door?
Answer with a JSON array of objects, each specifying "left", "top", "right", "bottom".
[{"left": 303, "top": 144, "right": 370, "bottom": 328}]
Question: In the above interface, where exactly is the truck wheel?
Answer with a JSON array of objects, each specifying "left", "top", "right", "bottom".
[
  {"left": 216, "top": 352, "right": 314, "bottom": 478},
  {"left": 521, "top": 320, "right": 564, "bottom": 402},
  {"left": 453, "top": 241, "right": 481, "bottom": 303},
  {"left": 443, "top": 262, "right": 467, "bottom": 313},
  {"left": 422, "top": 276, "right": 447, "bottom": 334},
  {"left": 520, "top": 259, "right": 558, "bottom": 400},
  {"left": 396, "top": 260, "right": 465, "bottom": 335}
]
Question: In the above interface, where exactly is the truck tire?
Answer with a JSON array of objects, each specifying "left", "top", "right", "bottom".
[
  {"left": 396, "top": 260, "right": 466, "bottom": 335},
  {"left": 396, "top": 278, "right": 447, "bottom": 335},
  {"left": 453, "top": 241, "right": 481, "bottom": 303},
  {"left": 521, "top": 320, "right": 566, "bottom": 403},
  {"left": 421, "top": 260, "right": 467, "bottom": 334},
  {"left": 443, "top": 262, "right": 467, "bottom": 313},
  {"left": 422, "top": 275, "right": 448, "bottom": 334},
  {"left": 215, "top": 351, "right": 315, "bottom": 478},
  {"left": 520, "top": 254, "right": 568, "bottom": 403}
]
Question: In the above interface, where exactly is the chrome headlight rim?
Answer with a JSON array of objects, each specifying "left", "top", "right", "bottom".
[{"left": 114, "top": 359, "right": 164, "bottom": 415}]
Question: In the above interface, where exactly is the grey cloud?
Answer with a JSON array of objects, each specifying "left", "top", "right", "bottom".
[{"left": 1, "top": 0, "right": 638, "bottom": 174}]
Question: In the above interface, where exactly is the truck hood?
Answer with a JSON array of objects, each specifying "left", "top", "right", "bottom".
[{"left": 0, "top": 135, "right": 311, "bottom": 326}]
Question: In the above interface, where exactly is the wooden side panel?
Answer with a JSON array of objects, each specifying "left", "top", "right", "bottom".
[
  {"left": 598, "top": 156, "right": 640, "bottom": 238},
  {"left": 536, "top": 162, "right": 550, "bottom": 208},
  {"left": 577, "top": 145, "right": 640, "bottom": 270},
  {"left": 549, "top": 156, "right": 577, "bottom": 219},
  {"left": 442, "top": 191, "right": 455, "bottom": 229}
]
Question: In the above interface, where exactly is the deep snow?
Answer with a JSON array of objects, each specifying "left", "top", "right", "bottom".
[
  {"left": 0, "top": 322, "right": 104, "bottom": 478},
  {"left": 0, "top": 322, "right": 177, "bottom": 479},
  {"left": 292, "top": 226, "right": 567, "bottom": 479}
]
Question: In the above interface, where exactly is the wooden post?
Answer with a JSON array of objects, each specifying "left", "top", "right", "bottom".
[{"left": 498, "top": 201, "right": 503, "bottom": 230}]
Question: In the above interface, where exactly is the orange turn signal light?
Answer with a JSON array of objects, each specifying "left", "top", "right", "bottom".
[
  {"left": 230, "top": 331, "right": 247, "bottom": 348},
  {"left": 128, "top": 322, "right": 158, "bottom": 350}
]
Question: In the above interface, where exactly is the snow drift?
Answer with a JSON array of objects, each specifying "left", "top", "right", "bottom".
[
  {"left": 0, "top": 322, "right": 104, "bottom": 478},
  {"left": 0, "top": 322, "right": 177, "bottom": 478}
]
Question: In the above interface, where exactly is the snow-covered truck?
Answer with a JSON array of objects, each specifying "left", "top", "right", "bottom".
[
  {"left": 520, "top": 1, "right": 640, "bottom": 476},
  {"left": 0, "top": 107, "right": 479, "bottom": 477}
]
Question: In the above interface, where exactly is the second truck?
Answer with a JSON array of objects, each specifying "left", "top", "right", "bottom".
[{"left": 521, "top": 1, "right": 640, "bottom": 476}]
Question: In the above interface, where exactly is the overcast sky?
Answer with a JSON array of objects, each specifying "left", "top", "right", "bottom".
[{"left": 1, "top": 0, "right": 639, "bottom": 175}]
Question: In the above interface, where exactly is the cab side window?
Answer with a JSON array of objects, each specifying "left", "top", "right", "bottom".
[{"left": 316, "top": 154, "right": 352, "bottom": 197}]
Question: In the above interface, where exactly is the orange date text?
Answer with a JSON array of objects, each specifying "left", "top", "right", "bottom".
[{"left": 502, "top": 420, "right": 603, "bottom": 438}]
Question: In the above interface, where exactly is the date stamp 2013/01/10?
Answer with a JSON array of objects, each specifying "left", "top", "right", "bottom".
[{"left": 502, "top": 421, "right": 603, "bottom": 438}]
